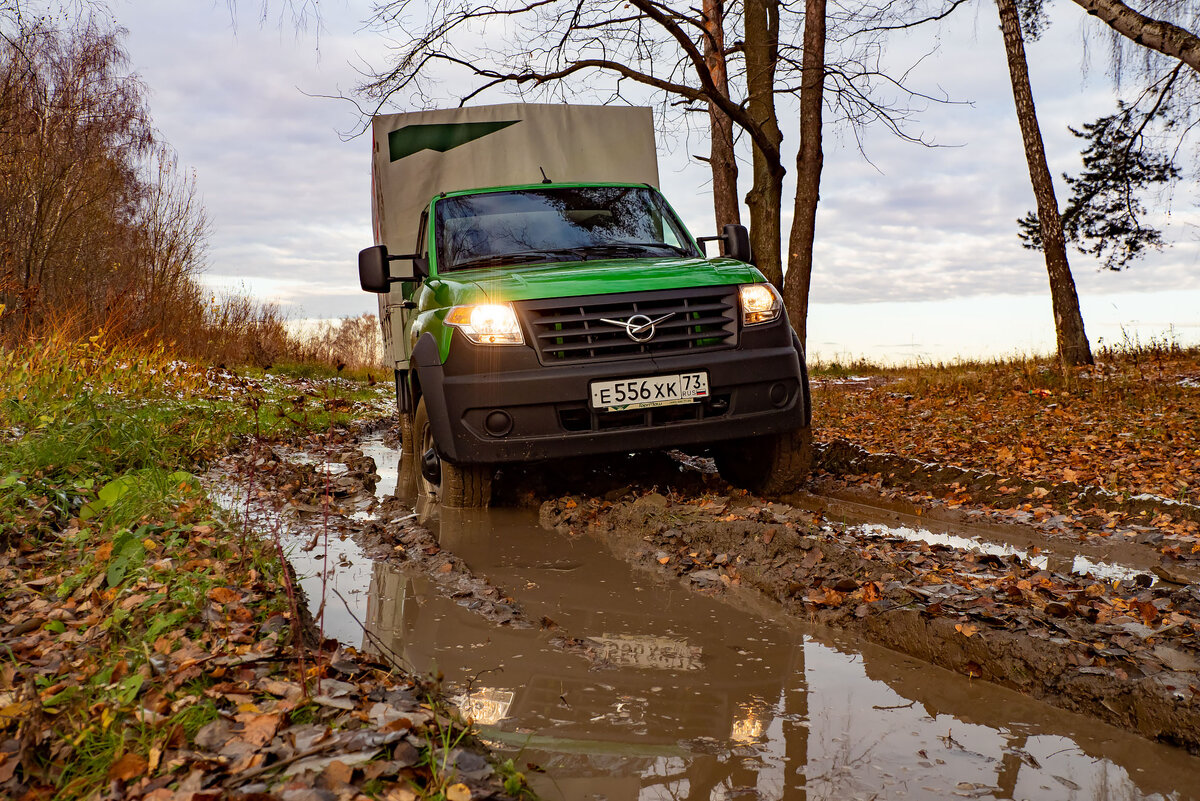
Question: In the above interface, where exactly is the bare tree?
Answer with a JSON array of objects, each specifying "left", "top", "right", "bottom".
[
  {"left": 994, "top": 0, "right": 1092, "bottom": 366},
  {"left": 1071, "top": 0, "right": 1200, "bottom": 71},
  {"left": 1016, "top": 3, "right": 1198, "bottom": 278},
  {"left": 0, "top": 16, "right": 153, "bottom": 333},
  {"left": 701, "top": 0, "right": 740, "bottom": 231},
  {"left": 130, "top": 146, "right": 211, "bottom": 333},
  {"left": 783, "top": 0, "right": 826, "bottom": 348},
  {"left": 361, "top": 0, "right": 953, "bottom": 340},
  {"left": 0, "top": 10, "right": 215, "bottom": 347}
]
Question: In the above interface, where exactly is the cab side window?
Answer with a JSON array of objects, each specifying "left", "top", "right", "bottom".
[{"left": 415, "top": 211, "right": 428, "bottom": 258}]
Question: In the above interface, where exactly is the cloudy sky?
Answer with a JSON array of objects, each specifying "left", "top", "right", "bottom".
[{"left": 113, "top": 0, "right": 1199, "bottom": 362}]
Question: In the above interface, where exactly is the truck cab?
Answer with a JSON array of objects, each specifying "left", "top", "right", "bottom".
[{"left": 360, "top": 106, "right": 811, "bottom": 506}]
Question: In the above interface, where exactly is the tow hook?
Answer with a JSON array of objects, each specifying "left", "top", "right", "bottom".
[{"left": 421, "top": 447, "right": 441, "bottom": 485}]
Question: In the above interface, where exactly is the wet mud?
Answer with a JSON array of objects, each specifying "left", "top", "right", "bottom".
[
  {"left": 215, "top": 426, "right": 1200, "bottom": 799},
  {"left": 815, "top": 439, "right": 1200, "bottom": 568},
  {"left": 543, "top": 491, "right": 1200, "bottom": 753}
]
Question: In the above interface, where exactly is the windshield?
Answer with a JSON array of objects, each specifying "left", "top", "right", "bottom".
[{"left": 434, "top": 186, "right": 699, "bottom": 271}]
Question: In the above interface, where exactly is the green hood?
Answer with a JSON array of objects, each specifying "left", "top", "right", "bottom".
[{"left": 438, "top": 257, "right": 765, "bottom": 304}]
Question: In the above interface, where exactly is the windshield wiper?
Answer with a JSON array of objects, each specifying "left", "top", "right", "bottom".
[
  {"left": 451, "top": 248, "right": 589, "bottom": 270},
  {"left": 582, "top": 242, "right": 690, "bottom": 257}
]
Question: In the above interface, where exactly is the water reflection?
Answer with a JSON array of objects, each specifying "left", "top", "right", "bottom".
[{"left": 350, "top": 443, "right": 1200, "bottom": 799}]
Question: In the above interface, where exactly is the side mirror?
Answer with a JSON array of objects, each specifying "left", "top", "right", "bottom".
[
  {"left": 359, "top": 245, "right": 390, "bottom": 293},
  {"left": 723, "top": 224, "right": 753, "bottom": 265},
  {"left": 359, "top": 245, "right": 424, "bottom": 294}
]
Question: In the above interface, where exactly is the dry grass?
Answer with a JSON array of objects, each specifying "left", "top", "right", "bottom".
[{"left": 813, "top": 342, "right": 1200, "bottom": 505}]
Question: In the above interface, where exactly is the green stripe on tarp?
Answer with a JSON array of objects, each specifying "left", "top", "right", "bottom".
[{"left": 388, "top": 120, "right": 521, "bottom": 162}]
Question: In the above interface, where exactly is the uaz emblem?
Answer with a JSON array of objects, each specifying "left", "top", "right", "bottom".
[{"left": 600, "top": 312, "right": 675, "bottom": 343}]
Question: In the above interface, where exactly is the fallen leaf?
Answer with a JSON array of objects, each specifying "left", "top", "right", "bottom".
[
  {"left": 107, "top": 751, "right": 148, "bottom": 781},
  {"left": 321, "top": 759, "right": 354, "bottom": 785},
  {"left": 447, "top": 782, "right": 472, "bottom": 801},
  {"left": 208, "top": 586, "right": 240, "bottom": 604},
  {"left": 237, "top": 712, "right": 279, "bottom": 747},
  {"left": 955, "top": 623, "right": 979, "bottom": 638}
]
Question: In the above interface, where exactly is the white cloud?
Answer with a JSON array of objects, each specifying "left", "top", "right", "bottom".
[{"left": 113, "top": 0, "right": 1199, "bottom": 355}]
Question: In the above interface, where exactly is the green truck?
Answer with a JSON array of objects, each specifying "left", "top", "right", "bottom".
[{"left": 359, "top": 104, "right": 811, "bottom": 507}]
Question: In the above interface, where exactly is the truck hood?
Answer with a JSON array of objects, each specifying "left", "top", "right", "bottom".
[{"left": 441, "top": 257, "right": 766, "bottom": 303}]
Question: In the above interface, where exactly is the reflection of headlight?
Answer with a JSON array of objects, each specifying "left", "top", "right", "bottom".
[
  {"left": 730, "top": 701, "right": 769, "bottom": 744},
  {"left": 739, "top": 284, "right": 782, "bottom": 326},
  {"left": 445, "top": 304, "right": 524, "bottom": 345}
]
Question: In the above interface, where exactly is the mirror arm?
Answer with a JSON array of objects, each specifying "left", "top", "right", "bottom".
[
  {"left": 385, "top": 252, "right": 428, "bottom": 281},
  {"left": 696, "top": 233, "right": 728, "bottom": 257}
]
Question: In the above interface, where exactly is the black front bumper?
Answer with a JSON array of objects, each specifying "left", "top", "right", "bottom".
[{"left": 414, "top": 318, "right": 808, "bottom": 465}]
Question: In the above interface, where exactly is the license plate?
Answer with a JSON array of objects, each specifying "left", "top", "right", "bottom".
[{"left": 590, "top": 372, "right": 709, "bottom": 411}]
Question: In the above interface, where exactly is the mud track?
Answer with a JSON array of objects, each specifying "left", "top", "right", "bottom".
[
  {"left": 232, "top": 423, "right": 1200, "bottom": 754},
  {"left": 542, "top": 492, "right": 1200, "bottom": 752}
]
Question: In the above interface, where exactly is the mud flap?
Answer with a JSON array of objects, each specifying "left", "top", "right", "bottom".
[
  {"left": 792, "top": 332, "right": 812, "bottom": 428},
  {"left": 411, "top": 334, "right": 462, "bottom": 463}
]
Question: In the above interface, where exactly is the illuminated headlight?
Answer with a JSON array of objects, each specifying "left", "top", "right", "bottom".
[
  {"left": 739, "top": 283, "right": 782, "bottom": 326},
  {"left": 445, "top": 304, "right": 524, "bottom": 345}
]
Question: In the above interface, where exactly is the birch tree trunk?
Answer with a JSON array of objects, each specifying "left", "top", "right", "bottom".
[{"left": 1069, "top": 0, "right": 1200, "bottom": 72}]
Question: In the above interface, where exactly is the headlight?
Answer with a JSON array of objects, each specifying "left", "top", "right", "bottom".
[
  {"left": 739, "top": 283, "right": 782, "bottom": 326},
  {"left": 445, "top": 304, "right": 524, "bottom": 345}
]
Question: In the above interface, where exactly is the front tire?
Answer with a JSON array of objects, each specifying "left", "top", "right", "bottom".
[
  {"left": 715, "top": 426, "right": 812, "bottom": 496},
  {"left": 399, "top": 408, "right": 416, "bottom": 461},
  {"left": 413, "top": 396, "right": 492, "bottom": 508}
]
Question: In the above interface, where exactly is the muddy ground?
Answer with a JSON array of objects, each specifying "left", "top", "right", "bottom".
[{"left": 227, "top": 421, "right": 1200, "bottom": 757}]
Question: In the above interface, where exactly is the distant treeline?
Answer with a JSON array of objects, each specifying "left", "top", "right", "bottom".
[{"left": 0, "top": 8, "right": 380, "bottom": 371}]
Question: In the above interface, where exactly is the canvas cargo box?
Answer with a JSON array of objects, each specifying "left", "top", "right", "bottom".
[{"left": 369, "top": 103, "right": 660, "bottom": 251}]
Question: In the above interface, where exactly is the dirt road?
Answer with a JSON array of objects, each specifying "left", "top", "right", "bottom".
[{"left": 213, "top": 421, "right": 1200, "bottom": 800}]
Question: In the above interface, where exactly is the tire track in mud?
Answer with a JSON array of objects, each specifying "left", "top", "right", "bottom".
[
  {"left": 540, "top": 490, "right": 1200, "bottom": 752},
  {"left": 814, "top": 439, "right": 1200, "bottom": 569},
  {"left": 227, "top": 424, "right": 1200, "bottom": 753},
  {"left": 211, "top": 426, "right": 608, "bottom": 670}
]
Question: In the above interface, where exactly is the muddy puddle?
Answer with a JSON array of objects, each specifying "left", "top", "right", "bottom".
[
  {"left": 258, "top": 437, "right": 1200, "bottom": 800},
  {"left": 793, "top": 488, "right": 1188, "bottom": 585}
]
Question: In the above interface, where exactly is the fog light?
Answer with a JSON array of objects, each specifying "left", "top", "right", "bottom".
[
  {"left": 769, "top": 382, "right": 790, "bottom": 407},
  {"left": 484, "top": 410, "right": 513, "bottom": 437}
]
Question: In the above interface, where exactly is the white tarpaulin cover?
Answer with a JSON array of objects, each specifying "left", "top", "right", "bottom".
[{"left": 370, "top": 103, "right": 659, "bottom": 250}]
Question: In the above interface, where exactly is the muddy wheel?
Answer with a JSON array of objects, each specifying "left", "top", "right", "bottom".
[
  {"left": 399, "top": 408, "right": 416, "bottom": 461},
  {"left": 714, "top": 426, "right": 812, "bottom": 496},
  {"left": 413, "top": 396, "right": 492, "bottom": 508}
]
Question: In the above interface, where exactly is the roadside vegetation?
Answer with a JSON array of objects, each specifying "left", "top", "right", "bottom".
[
  {"left": 3, "top": 8, "right": 521, "bottom": 797},
  {"left": 812, "top": 339, "right": 1200, "bottom": 508},
  {"left": 0, "top": 7, "right": 383, "bottom": 376},
  {"left": 0, "top": 332, "right": 529, "bottom": 800}
]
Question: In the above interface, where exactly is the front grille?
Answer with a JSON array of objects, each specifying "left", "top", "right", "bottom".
[{"left": 518, "top": 286, "right": 738, "bottom": 364}]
